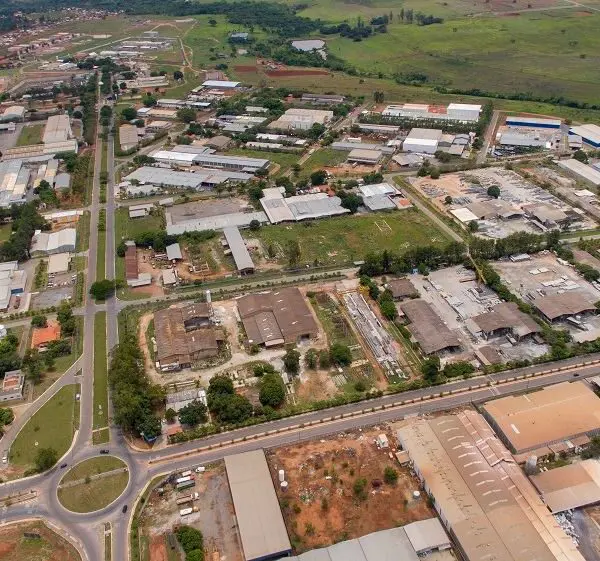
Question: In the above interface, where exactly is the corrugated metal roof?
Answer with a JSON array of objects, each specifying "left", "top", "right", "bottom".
[
  {"left": 166, "top": 243, "right": 182, "bottom": 261},
  {"left": 223, "top": 227, "right": 254, "bottom": 272}
]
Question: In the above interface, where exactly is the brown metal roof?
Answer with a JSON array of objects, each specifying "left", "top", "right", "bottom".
[
  {"left": 471, "top": 302, "right": 541, "bottom": 338},
  {"left": 400, "top": 299, "right": 460, "bottom": 354},
  {"left": 387, "top": 278, "right": 418, "bottom": 299},
  {"left": 125, "top": 245, "right": 138, "bottom": 280},
  {"left": 181, "top": 303, "right": 210, "bottom": 321},
  {"left": 482, "top": 381, "right": 600, "bottom": 454},
  {"left": 534, "top": 292, "right": 596, "bottom": 321},
  {"left": 237, "top": 287, "right": 317, "bottom": 345}
]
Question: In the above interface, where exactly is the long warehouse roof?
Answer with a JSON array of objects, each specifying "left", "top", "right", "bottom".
[{"left": 223, "top": 226, "right": 254, "bottom": 272}]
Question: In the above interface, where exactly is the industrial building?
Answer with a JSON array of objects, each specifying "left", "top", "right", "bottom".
[
  {"left": 124, "top": 166, "right": 254, "bottom": 190},
  {"left": 54, "top": 172, "right": 71, "bottom": 191},
  {"left": 150, "top": 149, "right": 270, "bottom": 173},
  {"left": 260, "top": 188, "right": 350, "bottom": 224},
  {"left": 47, "top": 252, "right": 71, "bottom": 275},
  {"left": 0, "top": 262, "right": 27, "bottom": 312},
  {"left": 301, "top": 93, "right": 345, "bottom": 105},
  {"left": 42, "top": 114, "right": 72, "bottom": 144},
  {"left": 0, "top": 159, "right": 29, "bottom": 207},
  {"left": 224, "top": 450, "right": 292, "bottom": 561},
  {"left": 30, "top": 228, "right": 76, "bottom": 256},
  {"left": 288, "top": 519, "right": 450, "bottom": 561},
  {"left": 397, "top": 411, "right": 585, "bottom": 561},
  {"left": 166, "top": 210, "right": 268, "bottom": 235},
  {"left": 223, "top": 227, "right": 254, "bottom": 275},
  {"left": 237, "top": 287, "right": 318, "bottom": 347},
  {"left": 400, "top": 299, "right": 461, "bottom": 354},
  {"left": 0, "top": 106, "right": 26, "bottom": 122},
  {"left": 165, "top": 388, "right": 207, "bottom": 412},
  {"left": 558, "top": 158, "right": 600, "bottom": 186},
  {"left": 154, "top": 304, "right": 224, "bottom": 371},
  {"left": 331, "top": 141, "right": 395, "bottom": 154},
  {"left": 166, "top": 243, "right": 182, "bottom": 261},
  {"left": 387, "top": 278, "right": 418, "bottom": 300},
  {"left": 347, "top": 149, "right": 383, "bottom": 165},
  {"left": 530, "top": 459, "right": 600, "bottom": 514},
  {"left": 569, "top": 124, "right": 600, "bottom": 148},
  {"left": 124, "top": 243, "right": 152, "bottom": 287},
  {"left": 482, "top": 381, "right": 600, "bottom": 457},
  {"left": 0, "top": 370, "right": 25, "bottom": 402},
  {"left": 506, "top": 116, "right": 561, "bottom": 129},
  {"left": 119, "top": 124, "right": 140, "bottom": 151},
  {"left": 2, "top": 140, "right": 78, "bottom": 160},
  {"left": 268, "top": 108, "right": 333, "bottom": 131},
  {"left": 382, "top": 102, "right": 481, "bottom": 122},
  {"left": 533, "top": 292, "right": 596, "bottom": 322},
  {"left": 497, "top": 131, "right": 552, "bottom": 149},
  {"left": 471, "top": 302, "right": 541, "bottom": 340},
  {"left": 201, "top": 80, "right": 240, "bottom": 89},
  {"left": 402, "top": 128, "right": 443, "bottom": 154}
]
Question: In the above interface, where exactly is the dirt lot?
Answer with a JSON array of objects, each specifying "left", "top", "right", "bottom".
[
  {"left": 140, "top": 463, "right": 242, "bottom": 561},
  {"left": 267, "top": 426, "right": 434, "bottom": 553},
  {"left": 0, "top": 521, "right": 81, "bottom": 561},
  {"left": 168, "top": 199, "right": 250, "bottom": 223},
  {"left": 266, "top": 69, "right": 330, "bottom": 77}
]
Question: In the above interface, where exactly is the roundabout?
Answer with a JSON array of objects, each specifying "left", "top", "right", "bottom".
[{"left": 57, "top": 457, "right": 129, "bottom": 514}]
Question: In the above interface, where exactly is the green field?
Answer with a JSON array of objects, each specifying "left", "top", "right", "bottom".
[
  {"left": 245, "top": 209, "right": 450, "bottom": 266},
  {"left": 299, "top": 148, "right": 348, "bottom": 178},
  {"left": 0, "top": 223, "right": 11, "bottom": 243},
  {"left": 228, "top": 148, "right": 300, "bottom": 175},
  {"left": 9, "top": 384, "right": 80, "bottom": 469},
  {"left": 16, "top": 124, "right": 44, "bottom": 147},
  {"left": 93, "top": 312, "right": 108, "bottom": 431},
  {"left": 115, "top": 207, "right": 164, "bottom": 242}
]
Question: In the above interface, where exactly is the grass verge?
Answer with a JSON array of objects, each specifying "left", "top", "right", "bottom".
[{"left": 93, "top": 312, "right": 109, "bottom": 431}]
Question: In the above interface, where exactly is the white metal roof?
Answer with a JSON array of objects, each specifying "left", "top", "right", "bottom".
[
  {"left": 166, "top": 243, "right": 182, "bottom": 260},
  {"left": 451, "top": 207, "right": 479, "bottom": 223},
  {"left": 202, "top": 80, "right": 240, "bottom": 88},
  {"left": 47, "top": 252, "right": 70, "bottom": 274},
  {"left": 558, "top": 159, "right": 600, "bottom": 186},
  {"left": 570, "top": 124, "right": 600, "bottom": 145}
]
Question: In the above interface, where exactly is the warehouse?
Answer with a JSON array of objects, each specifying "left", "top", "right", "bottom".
[
  {"left": 533, "top": 292, "right": 596, "bottom": 322},
  {"left": 397, "top": 411, "right": 585, "bottom": 561},
  {"left": 30, "top": 228, "right": 76, "bottom": 256},
  {"left": 166, "top": 243, "right": 182, "bottom": 261},
  {"left": 268, "top": 108, "right": 333, "bottom": 131},
  {"left": 2, "top": 139, "right": 78, "bottom": 160},
  {"left": 301, "top": 93, "right": 345, "bottom": 105},
  {"left": 42, "top": 114, "right": 72, "bottom": 144},
  {"left": 357, "top": 123, "right": 401, "bottom": 135},
  {"left": 260, "top": 188, "right": 350, "bottom": 224},
  {"left": 498, "top": 131, "right": 550, "bottom": 149},
  {"left": 471, "top": 302, "right": 541, "bottom": 340},
  {"left": 0, "top": 106, "right": 26, "bottom": 122},
  {"left": 225, "top": 450, "right": 292, "bottom": 561},
  {"left": 166, "top": 210, "right": 268, "bottom": 235},
  {"left": 569, "top": 124, "right": 600, "bottom": 148},
  {"left": 387, "top": 278, "right": 418, "bottom": 300},
  {"left": 223, "top": 226, "right": 254, "bottom": 275},
  {"left": 238, "top": 287, "right": 318, "bottom": 347},
  {"left": 400, "top": 299, "right": 461, "bottom": 354},
  {"left": 347, "top": 149, "right": 383, "bottom": 165},
  {"left": 0, "top": 262, "right": 27, "bottom": 311},
  {"left": 331, "top": 141, "right": 395, "bottom": 154},
  {"left": 382, "top": 103, "right": 481, "bottom": 122},
  {"left": 124, "top": 166, "right": 254, "bottom": 190},
  {"left": 358, "top": 182, "right": 398, "bottom": 198},
  {"left": 119, "top": 124, "right": 140, "bottom": 151},
  {"left": 202, "top": 80, "right": 240, "bottom": 89},
  {"left": 47, "top": 252, "right": 70, "bottom": 275},
  {"left": 482, "top": 381, "right": 600, "bottom": 457},
  {"left": 558, "top": 158, "right": 600, "bottom": 186},
  {"left": 54, "top": 172, "right": 71, "bottom": 191},
  {"left": 288, "top": 519, "right": 450, "bottom": 561},
  {"left": 506, "top": 116, "right": 561, "bottom": 129},
  {"left": 0, "top": 159, "right": 28, "bottom": 207},
  {"left": 402, "top": 128, "right": 443, "bottom": 154},
  {"left": 530, "top": 460, "right": 600, "bottom": 514},
  {"left": 124, "top": 243, "right": 152, "bottom": 287},
  {"left": 150, "top": 150, "right": 270, "bottom": 173},
  {"left": 165, "top": 388, "right": 207, "bottom": 412},
  {"left": 154, "top": 305, "right": 224, "bottom": 370}
]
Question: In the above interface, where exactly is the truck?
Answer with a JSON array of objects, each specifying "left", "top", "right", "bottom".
[
  {"left": 179, "top": 508, "right": 193, "bottom": 516},
  {"left": 176, "top": 492, "right": 200, "bottom": 506},
  {"left": 175, "top": 475, "right": 195, "bottom": 485},
  {"left": 180, "top": 470, "right": 192, "bottom": 478},
  {"left": 176, "top": 480, "right": 195, "bottom": 491}
]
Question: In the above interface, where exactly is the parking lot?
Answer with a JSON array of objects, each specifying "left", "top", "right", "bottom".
[{"left": 31, "top": 286, "right": 73, "bottom": 310}]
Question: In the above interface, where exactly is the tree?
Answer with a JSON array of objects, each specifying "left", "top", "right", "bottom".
[
  {"left": 121, "top": 107, "right": 137, "bottom": 121},
  {"left": 487, "top": 184, "right": 500, "bottom": 199},
  {"left": 31, "top": 315, "right": 48, "bottom": 328},
  {"left": 444, "top": 195, "right": 453, "bottom": 205},
  {"left": 329, "top": 343, "right": 352, "bottom": 366},
  {"left": 339, "top": 191, "right": 362, "bottom": 214},
  {"left": 286, "top": 239, "right": 301, "bottom": 267},
  {"left": 89, "top": 279, "right": 116, "bottom": 300},
  {"left": 305, "top": 348, "right": 318, "bottom": 369},
  {"left": 143, "top": 94, "right": 157, "bottom": 107},
  {"left": 379, "top": 298, "right": 397, "bottom": 320},
  {"left": 174, "top": 70, "right": 184, "bottom": 81},
  {"left": 318, "top": 349, "right": 331, "bottom": 369},
  {"left": 178, "top": 400, "right": 208, "bottom": 426},
  {"left": 468, "top": 220, "right": 479, "bottom": 232},
  {"left": 384, "top": 466, "right": 398, "bottom": 485},
  {"left": 176, "top": 525, "right": 204, "bottom": 553},
  {"left": 165, "top": 408, "right": 177, "bottom": 422},
  {"left": 0, "top": 407, "right": 14, "bottom": 427},
  {"left": 353, "top": 477, "right": 368, "bottom": 500},
  {"left": 177, "top": 107, "right": 197, "bottom": 123},
  {"left": 259, "top": 373, "right": 286, "bottom": 407},
  {"left": 209, "top": 18, "right": 218, "bottom": 26},
  {"left": 421, "top": 356, "right": 440, "bottom": 382},
  {"left": 249, "top": 219, "right": 261, "bottom": 231},
  {"left": 283, "top": 348, "right": 300, "bottom": 375},
  {"left": 35, "top": 447, "right": 58, "bottom": 471},
  {"left": 573, "top": 149, "right": 588, "bottom": 164},
  {"left": 310, "top": 169, "right": 327, "bottom": 186},
  {"left": 430, "top": 167, "right": 441, "bottom": 179},
  {"left": 207, "top": 375, "right": 234, "bottom": 397}
]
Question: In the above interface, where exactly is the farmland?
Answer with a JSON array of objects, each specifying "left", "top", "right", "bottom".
[{"left": 245, "top": 209, "right": 450, "bottom": 267}]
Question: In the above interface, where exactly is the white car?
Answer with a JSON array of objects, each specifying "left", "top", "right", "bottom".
[{"left": 195, "top": 466, "right": 205, "bottom": 473}]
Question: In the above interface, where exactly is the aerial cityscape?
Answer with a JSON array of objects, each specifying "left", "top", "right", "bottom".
[{"left": 1, "top": 0, "right": 600, "bottom": 560}]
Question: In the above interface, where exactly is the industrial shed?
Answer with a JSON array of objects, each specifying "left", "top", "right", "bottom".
[
  {"left": 506, "top": 116, "right": 561, "bottom": 129},
  {"left": 533, "top": 292, "right": 596, "bottom": 322},
  {"left": 223, "top": 226, "right": 254, "bottom": 274},
  {"left": 47, "top": 252, "right": 70, "bottom": 275},
  {"left": 400, "top": 299, "right": 461, "bottom": 354},
  {"left": 387, "top": 278, "right": 418, "bottom": 300},
  {"left": 402, "top": 128, "right": 443, "bottom": 154},
  {"left": 166, "top": 211, "right": 268, "bottom": 235},
  {"left": 166, "top": 243, "right": 182, "bottom": 261},
  {"left": 471, "top": 302, "right": 541, "bottom": 340},
  {"left": 482, "top": 381, "right": 600, "bottom": 456},
  {"left": 569, "top": 124, "right": 600, "bottom": 148},
  {"left": 224, "top": 450, "right": 292, "bottom": 561},
  {"left": 238, "top": 287, "right": 318, "bottom": 347},
  {"left": 347, "top": 149, "right": 382, "bottom": 165},
  {"left": 30, "top": 228, "right": 76, "bottom": 256},
  {"left": 260, "top": 189, "right": 349, "bottom": 224},
  {"left": 558, "top": 159, "right": 600, "bottom": 186},
  {"left": 43, "top": 114, "right": 72, "bottom": 144}
]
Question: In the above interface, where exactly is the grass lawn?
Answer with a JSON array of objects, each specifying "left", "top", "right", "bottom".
[
  {"left": 62, "top": 456, "right": 125, "bottom": 483},
  {"left": 115, "top": 207, "right": 164, "bottom": 243},
  {"left": 76, "top": 211, "right": 90, "bottom": 252},
  {"left": 9, "top": 384, "right": 80, "bottom": 468},
  {"left": 58, "top": 471, "right": 129, "bottom": 513},
  {"left": 245, "top": 209, "right": 450, "bottom": 266},
  {"left": 228, "top": 148, "right": 300, "bottom": 176},
  {"left": 93, "top": 428, "right": 110, "bottom": 445},
  {"left": 298, "top": 148, "right": 348, "bottom": 179},
  {"left": 0, "top": 521, "right": 81, "bottom": 561},
  {"left": 96, "top": 229, "right": 106, "bottom": 281},
  {"left": 0, "top": 223, "right": 12, "bottom": 243},
  {"left": 93, "top": 312, "right": 108, "bottom": 431},
  {"left": 16, "top": 124, "right": 44, "bottom": 147}
]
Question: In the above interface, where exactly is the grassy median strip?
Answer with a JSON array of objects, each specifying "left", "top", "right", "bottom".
[
  {"left": 96, "top": 210, "right": 106, "bottom": 281},
  {"left": 9, "top": 384, "right": 80, "bottom": 469},
  {"left": 93, "top": 312, "right": 109, "bottom": 432}
]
